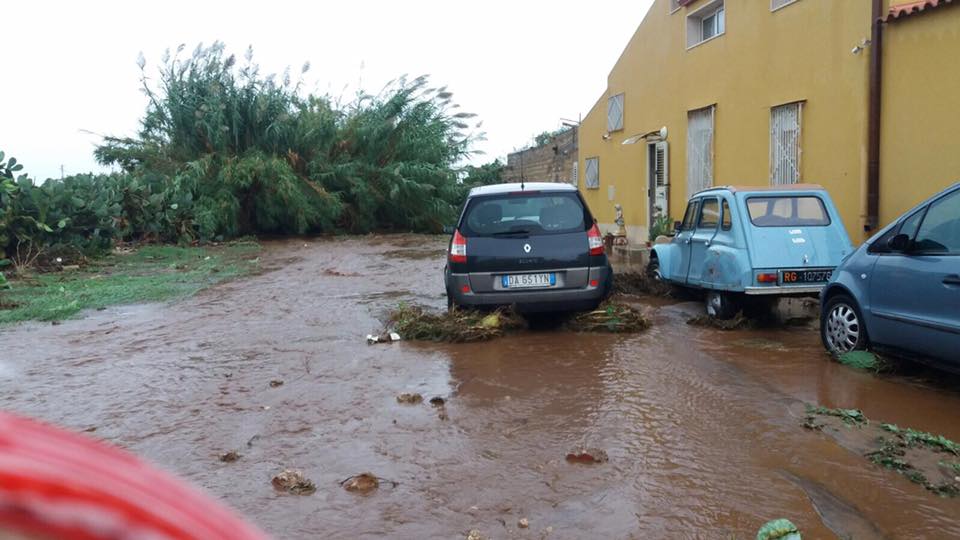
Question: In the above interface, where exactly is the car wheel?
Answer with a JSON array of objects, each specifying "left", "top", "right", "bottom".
[
  {"left": 646, "top": 256, "right": 662, "bottom": 281},
  {"left": 821, "top": 294, "right": 868, "bottom": 356},
  {"left": 705, "top": 290, "right": 739, "bottom": 320},
  {"left": 446, "top": 290, "right": 457, "bottom": 312}
]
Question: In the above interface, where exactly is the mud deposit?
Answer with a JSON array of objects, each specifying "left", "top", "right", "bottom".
[{"left": 2, "top": 235, "right": 959, "bottom": 539}]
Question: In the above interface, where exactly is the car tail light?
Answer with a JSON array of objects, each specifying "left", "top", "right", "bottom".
[
  {"left": 449, "top": 229, "right": 467, "bottom": 263},
  {"left": 757, "top": 272, "right": 778, "bottom": 283},
  {"left": 587, "top": 224, "right": 604, "bottom": 256}
]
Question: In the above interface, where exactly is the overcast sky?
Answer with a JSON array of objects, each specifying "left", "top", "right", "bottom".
[{"left": 3, "top": 0, "right": 654, "bottom": 181}]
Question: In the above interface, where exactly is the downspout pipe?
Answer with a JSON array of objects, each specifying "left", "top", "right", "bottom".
[{"left": 866, "top": 0, "right": 883, "bottom": 232}]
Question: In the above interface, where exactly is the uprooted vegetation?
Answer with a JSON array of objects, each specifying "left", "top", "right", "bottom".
[
  {"left": 611, "top": 272, "right": 672, "bottom": 297},
  {"left": 567, "top": 301, "right": 650, "bottom": 333},
  {"left": 384, "top": 300, "right": 649, "bottom": 343},
  {"left": 388, "top": 304, "right": 527, "bottom": 343},
  {"left": 804, "top": 405, "right": 960, "bottom": 497},
  {"left": 836, "top": 350, "right": 893, "bottom": 373}
]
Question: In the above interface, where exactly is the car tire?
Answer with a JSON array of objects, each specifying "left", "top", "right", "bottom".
[
  {"left": 705, "top": 290, "right": 739, "bottom": 320},
  {"left": 645, "top": 256, "right": 662, "bottom": 281},
  {"left": 821, "top": 294, "right": 869, "bottom": 356}
]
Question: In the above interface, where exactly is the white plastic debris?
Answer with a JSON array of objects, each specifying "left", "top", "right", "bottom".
[{"left": 366, "top": 333, "right": 402, "bottom": 344}]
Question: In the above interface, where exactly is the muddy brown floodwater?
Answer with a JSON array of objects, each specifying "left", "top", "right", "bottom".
[{"left": 2, "top": 235, "right": 959, "bottom": 539}]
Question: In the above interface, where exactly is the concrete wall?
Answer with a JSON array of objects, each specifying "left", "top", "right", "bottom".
[
  {"left": 505, "top": 128, "right": 578, "bottom": 185},
  {"left": 579, "top": 0, "right": 877, "bottom": 242},
  {"left": 880, "top": 2, "right": 960, "bottom": 224}
]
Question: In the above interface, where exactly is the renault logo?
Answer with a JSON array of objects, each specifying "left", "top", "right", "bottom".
[{"left": 523, "top": 243, "right": 532, "bottom": 253}]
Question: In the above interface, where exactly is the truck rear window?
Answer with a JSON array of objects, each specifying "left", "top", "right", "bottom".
[
  {"left": 746, "top": 196, "right": 830, "bottom": 227},
  {"left": 460, "top": 192, "right": 587, "bottom": 236}
]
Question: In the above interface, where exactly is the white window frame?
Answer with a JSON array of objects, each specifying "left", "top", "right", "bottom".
[
  {"left": 770, "top": 101, "right": 803, "bottom": 185},
  {"left": 670, "top": 0, "right": 681, "bottom": 13},
  {"left": 584, "top": 157, "right": 600, "bottom": 189},
  {"left": 607, "top": 93, "right": 624, "bottom": 132},
  {"left": 771, "top": 0, "right": 799, "bottom": 12},
  {"left": 687, "top": 105, "right": 715, "bottom": 197},
  {"left": 686, "top": 0, "right": 725, "bottom": 49}
]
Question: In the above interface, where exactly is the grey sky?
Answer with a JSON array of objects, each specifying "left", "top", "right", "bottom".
[{"left": 3, "top": 0, "right": 654, "bottom": 181}]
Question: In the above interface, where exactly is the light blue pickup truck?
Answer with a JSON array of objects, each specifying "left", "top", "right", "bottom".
[{"left": 648, "top": 185, "right": 853, "bottom": 318}]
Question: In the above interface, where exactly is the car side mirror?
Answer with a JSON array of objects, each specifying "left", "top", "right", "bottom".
[
  {"left": 442, "top": 225, "right": 455, "bottom": 235},
  {"left": 887, "top": 233, "right": 911, "bottom": 252},
  {"left": 673, "top": 220, "right": 682, "bottom": 233}
]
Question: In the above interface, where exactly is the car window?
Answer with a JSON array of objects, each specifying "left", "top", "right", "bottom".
[
  {"left": 746, "top": 196, "right": 830, "bottom": 227},
  {"left": 698, "top": 198, "right": 719, "bottom": 229},
  {"left": 460, "top": 192, "right": 586, "bottom": 236},
  {"left": 913, "top": 190, "right": 960, "bottom": 254},
  {"left": 721, "top": 199, "right": 732, "bottom": 231},
  {"left": 681, "top": 200, "right": 700, "bottom": 231},
  {"left": 869, "top": 208, "right": 926, "bottom": 254}
]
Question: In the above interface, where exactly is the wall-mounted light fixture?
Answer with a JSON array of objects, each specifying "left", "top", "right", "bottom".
[
  {"left": 622, "top": 126, "right": 668, "bottom": 145},
  {"left": 851, "top": 38, "right": 871, "bottom": 55}
]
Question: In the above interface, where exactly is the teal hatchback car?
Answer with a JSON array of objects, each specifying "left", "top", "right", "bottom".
[{"left": 648, "top": 185, "right": 853, "bottom": 318}]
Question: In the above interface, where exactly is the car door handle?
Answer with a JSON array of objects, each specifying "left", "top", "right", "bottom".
[{"left": 944, "top": 275, "right": 960, "bottom": 286}]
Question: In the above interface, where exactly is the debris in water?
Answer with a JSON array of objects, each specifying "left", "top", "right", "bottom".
[
  {"left": 612, "top": 272, "right": 672, "bottom": 297},
  {"left": 837, "top": 350, "right": 890, "bottom": 372},
  {"left": 269, "top": 379, "right": 284, "bottom": 388},
  {"left": 366, "top": 332, "right": 402, "bottom": 344},
  {"left": 396, "top": 393, "right": 424, "bottom": 404},
  {"left": 271, "top": 469, "right": 316, "bottom": 495},
  {"left": 518, "top": 517, "right": 530, "bottom": 529},
  {"left": 686, "top": 311, "right": 753, "bottom": 330},
  {"left": 565, "top": 448, "right": 609, "bottom": 464},
  {"left": 756, "top": 518, "right": 801, "bottom": 540},
  {"left": 219, "top": 450, "right": 241, "bottom": 463},
  {"left": 386, "top": 304, "right": 526, "bottom": 343},
  {"left": 429, "top": 396, "right": 446, "bottom": 406},
  {"left": 341, "top": 472, "right": 380, "bottom": 493},
  {"left": 803, "top": 405, "right": 960, "bottom": 497},
  {"left": 566, "top": 301, "right": 649, "bottom": 333},
  {"left": 466, "top": 530, "right": 485, "bottom": 540}
]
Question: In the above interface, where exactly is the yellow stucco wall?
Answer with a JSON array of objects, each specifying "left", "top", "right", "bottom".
[
  {"left": 880, "top": 3, "right": 960, "bottom": 225},
  {"left": 579, "top": 0, "right": 877, "bottom": 242}
]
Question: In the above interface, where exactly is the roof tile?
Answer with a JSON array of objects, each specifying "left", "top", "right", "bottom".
[{"left": 887, "top": 0, "right": 955, "bottom": 21}]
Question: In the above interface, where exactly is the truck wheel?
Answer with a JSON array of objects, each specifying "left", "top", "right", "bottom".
[
  {"left": 821, "top": 294, "right": 868, "bottom": 356},
  {"left": 705, "top": 291, "right": 739, "bottom": 320}
]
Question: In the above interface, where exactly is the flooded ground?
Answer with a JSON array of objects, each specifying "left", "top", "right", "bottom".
[{"left": 2, "top": 235, "right": 959, "bottom": 539}]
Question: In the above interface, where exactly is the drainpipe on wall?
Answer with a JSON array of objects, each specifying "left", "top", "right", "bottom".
[{"left": 866, "top": 0, "right": 884, "bottom": 232}]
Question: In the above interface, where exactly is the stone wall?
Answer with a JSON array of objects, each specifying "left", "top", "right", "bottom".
[{"left": 504, "top": 127, "right": 578, "bottom": 185}]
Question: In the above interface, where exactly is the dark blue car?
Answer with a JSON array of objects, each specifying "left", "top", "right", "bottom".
[
  {"left": 820, "top": 182, "right": 960, "bottom": 369},
  {"left": 444, "top": 182, "right": 612, "bottom": 313}
]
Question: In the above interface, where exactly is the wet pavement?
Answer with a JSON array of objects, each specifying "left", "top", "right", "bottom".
[{"left": 2, "top": 235, "right": 959, "bottom": 539}]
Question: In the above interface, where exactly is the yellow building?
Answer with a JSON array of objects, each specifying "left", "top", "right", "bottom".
[{"left": 578, "top": 0, "right": 960, "bottom": 244}]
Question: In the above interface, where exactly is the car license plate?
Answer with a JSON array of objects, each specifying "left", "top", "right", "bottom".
[
  {"left": 780, "top": 268, "right": 833, "bottom": 284},
  {"left": 501, "top": 273, "right": 556, "bottom": 289}
]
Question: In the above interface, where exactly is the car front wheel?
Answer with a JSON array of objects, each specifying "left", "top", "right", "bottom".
[{"left": 821, "top": 294, "right": 868, "bottom": 356}]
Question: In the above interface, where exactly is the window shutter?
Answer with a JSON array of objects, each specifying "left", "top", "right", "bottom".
[
  {"left": 770, "top": 102, "right": 802, "bottom": 185},
  {"left": 607, "top": 94, "right": 624, "bottom": 132},
  {"left": 585, "top": 158, "right": 599, "bottom": 189},
  {"left": 687, "top": 106, "right": 714, "bottom": 197},
  {"left": 655, "top": 141, "right": 669, "bottom": 187}
]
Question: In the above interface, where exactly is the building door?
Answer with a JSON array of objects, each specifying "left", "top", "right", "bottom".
[{"left": 647, "top": 140, "right": 669, "bottom": 236}]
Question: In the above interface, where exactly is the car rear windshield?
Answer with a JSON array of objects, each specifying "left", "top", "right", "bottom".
[
  {"left": 746, "top": 196, "right": 830, "bottom": 227},
  {"left": 460, "top": 192, "right": 588, "bottom": 236}
]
